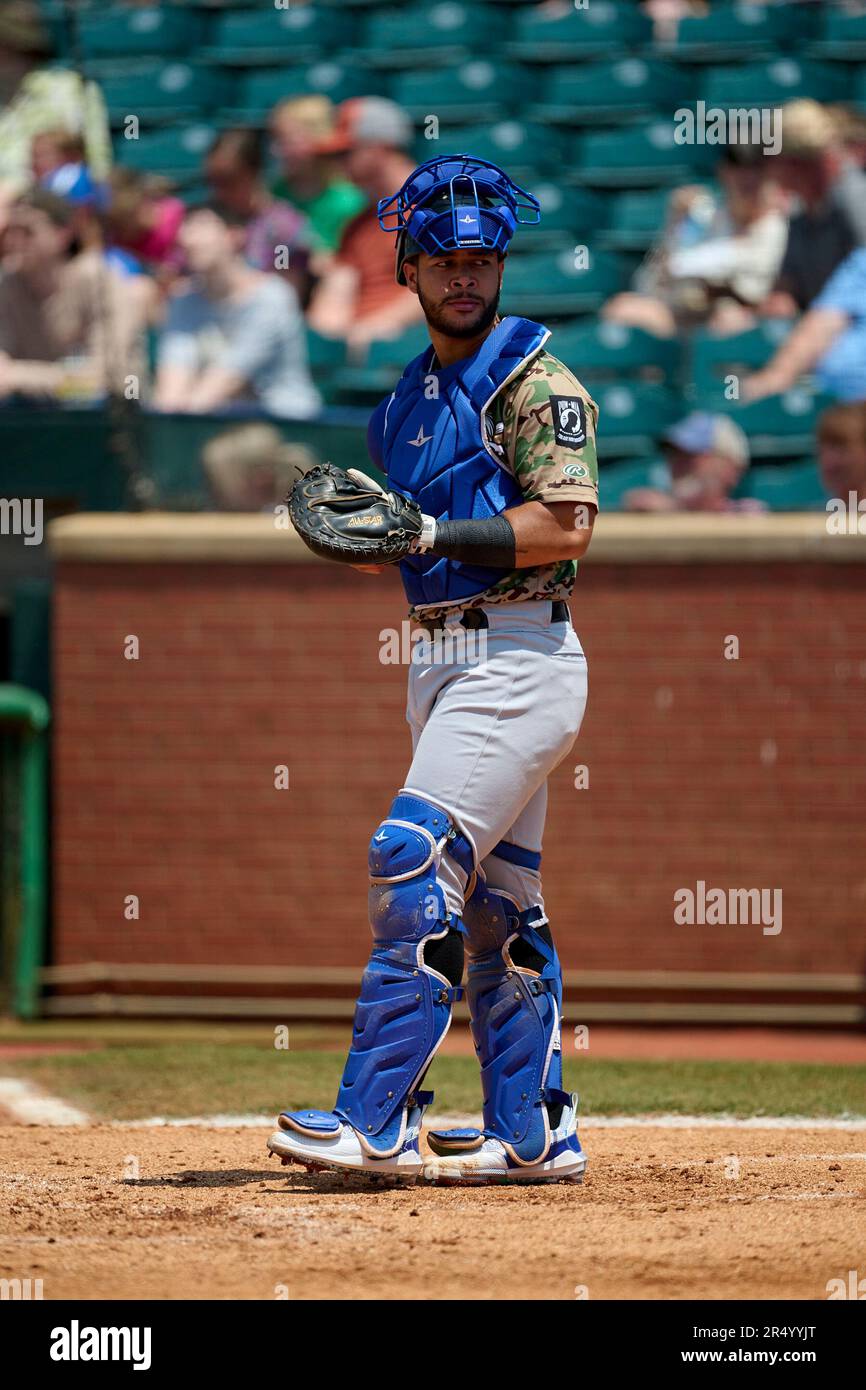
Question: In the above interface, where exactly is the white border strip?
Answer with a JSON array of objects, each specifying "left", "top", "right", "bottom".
[
  {"left": 0, "top": 1077, "right": 90, "bottom": 1126},
  {"left": 120, "top": 1111, "right": 866, "bottom": 1132},
  {"left": 1, "top": 1081, "right": 864, "bottom": 1132}
]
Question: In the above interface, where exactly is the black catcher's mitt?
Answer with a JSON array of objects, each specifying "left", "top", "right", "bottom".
[{"left": 288, "top": 463, "right": 424, "bottom": 565}]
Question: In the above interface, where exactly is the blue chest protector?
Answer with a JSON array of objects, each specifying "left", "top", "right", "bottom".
[{"left": 370, "top": 315, "right": 549, "bottom": 609}]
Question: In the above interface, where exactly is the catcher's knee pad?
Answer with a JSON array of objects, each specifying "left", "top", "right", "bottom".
[
  {"left": 334, "top": 793, "right": 472, "bottom": 1155},
  {"left": 465, "top": 868, "right": 566, "bottom": 1165}
]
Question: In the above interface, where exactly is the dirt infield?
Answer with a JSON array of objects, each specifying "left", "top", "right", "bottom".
[{"left": 1, "top": 1123, "right": 863, "bottom": 1300}]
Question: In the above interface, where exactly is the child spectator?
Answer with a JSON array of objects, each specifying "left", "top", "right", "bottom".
[
  {"left": 106, "top": 168, "right": 186, "bottom": 277},
  {"left": 31, "top": 127, "right": 86, "bottom": 186},
  {"left": 201, "top": 422, "right": 316, "bottom": 511},
  {"left": 624, "top": 413, "right": 765, "bottom": 513}
]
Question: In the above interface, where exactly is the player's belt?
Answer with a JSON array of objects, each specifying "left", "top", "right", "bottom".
[{"left": 415, "top": 599, "right": 569, "bottom": 637}]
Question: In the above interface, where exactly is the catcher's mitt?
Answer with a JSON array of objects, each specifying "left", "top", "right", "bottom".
[{"left": 288, "top": 463, "right": 424, "bottom": 565}]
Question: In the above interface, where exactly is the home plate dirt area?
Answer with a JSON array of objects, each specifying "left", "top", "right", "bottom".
[{"left": 1, "top": 1124, "right": 863, "bottom": 1300}]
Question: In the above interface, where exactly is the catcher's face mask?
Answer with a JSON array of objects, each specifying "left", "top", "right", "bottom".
[{"left": 377, "top": 153, "right": 542, "bottom": 286}]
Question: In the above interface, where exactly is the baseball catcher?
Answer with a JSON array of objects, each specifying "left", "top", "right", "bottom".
[{"left": 270, "top": 153, "right": 599, "bottom": 1185}]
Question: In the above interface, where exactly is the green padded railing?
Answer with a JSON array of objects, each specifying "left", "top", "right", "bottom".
[{"left": 0, "top": 685, "right": 50, "bottom": 1019}]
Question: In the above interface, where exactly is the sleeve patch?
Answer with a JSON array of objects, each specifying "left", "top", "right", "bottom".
[{"left": 549, "top": 395, "right": 587, "bottom": 449}]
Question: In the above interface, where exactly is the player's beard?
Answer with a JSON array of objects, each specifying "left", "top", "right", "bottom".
[{"left": 418, "top": 283, "right": 501, "bottom": 340}]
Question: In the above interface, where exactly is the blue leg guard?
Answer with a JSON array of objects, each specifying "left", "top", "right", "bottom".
[
  {"left": 464, "top": 870, "right": 567, "bottom": 1166},
  {"left": 333, "top": 793, "right": 472, "bottom": 1157}
]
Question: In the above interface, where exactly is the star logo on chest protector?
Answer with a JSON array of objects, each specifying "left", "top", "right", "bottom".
[{"left": 407, "top": 426, "right": 433, "bottom": 448}]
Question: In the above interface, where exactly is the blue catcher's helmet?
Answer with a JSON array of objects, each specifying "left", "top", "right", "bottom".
[{"left": 377, "top": 153, "right": 542, "bottom": 286}]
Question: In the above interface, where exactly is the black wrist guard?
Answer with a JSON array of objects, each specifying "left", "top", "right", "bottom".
[{"left": 430, "top": 515, "right": 516, "bottom": 568}]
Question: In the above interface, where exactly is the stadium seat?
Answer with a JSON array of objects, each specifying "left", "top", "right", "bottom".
[
  {"left": 587, "top": 383, "right": 681, "bottom": 458},
  {"left": 529, "top": 59, "right": 689, "bottom": 125},
  {"left": 365, "top": 327, "right": 432, "bottom": 370},
  {"left": 696, "top": 388, "right": 831, "bottom": 459},
  {"left": 599, "top": 457, "right": 671, "bottom": 510},
  {"left": 226, "top": 62, "right": 374, "bottom": 123},
  {"left": 424, "top": 121, "right": 568, "bottom": 182},
  {"left": 112, "top": 124, "right": 216, "bottom": 183},
  {"left": 391, "top": 62, "right": 528, "bottom": 124},
  {"left": 735, "top": 460, "right": 828, "bottom": 512},
  {"left": 662, "top": 4, "right": 812, "bottom": 62},
  {"left": 178, "top": 182, "right": 209, "bottom": 207},
  {"left": 513, "top": 184, "right": 607, "bottom": 252},
  {"left": 852, "top": 69, "right": 866, "bottom": 110},
  {"left": 598, "top": 188, "right": 677, "bottom": 251},
  {"left": 360, "top": 4, "right": 492, "bottom": 70},
  {"left": 95, "top": 61, "right": 233, "bottom": 125},
  {"left": 701, "top": 60, "right": 849, "bottom": 110},
  {"left": 690, "top": 321, "right": 794, "bottom": 393},
  {"left": 199, "top": 7, "right": 352, "bottom": 65},
  {"left": 306, "top": 331, "right": 348, "bottom": 374},
  {"left": 506, "top": 1, "right": 652, "bottom": 62},
  {"left": 501, "top": 250, "right": 629, "bottom": 318},
  {"left": 325, "top": 330, "right": 433, "bottom": 406},
  {"left": 78, "top": 6, "right": 205, "bottom": 59},
  {"left": 552, "top": 322, "right": 680, "bottom": 382},
  {"left": 570, "top": 121, "right": 716, "bottom": 187},
  {"left": 809, "top": 9, "right": 866, "bottom": 59}
]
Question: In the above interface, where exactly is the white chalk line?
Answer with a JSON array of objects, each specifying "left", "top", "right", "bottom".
[
  {"left": 0, "top": 1077, "right": 90, "bottom": 1126},
  {"left": 121, "top": 1112, "right": 866, "bottom": 1132},
  {"left": 2, "top": 1078, "right": 865, "bottom": 1133}
]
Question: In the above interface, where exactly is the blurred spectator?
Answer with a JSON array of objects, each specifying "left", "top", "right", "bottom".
[
  {"left": 744, "top": 248, "right": 866, "bottom": 403},
  {"left": 603, "top": 146, "right": 787, "bottom": 337},
  {"left": 269, "top": 95, "right": 365, "bottom": 256},
  {"left": 153, "top": 203, "right": 320, "bottom": 419},
  {"left": 0, "top": 189, "right": 148, "bottom": 402},
  {"left": 642, "top": 1, "right": 708, "bottom": 43},
  {"left": 31, "top": 128, "right": 86, "bottom": 184},
  {"left": 0, "top": 59, "right": 110, "bottom": 199},
  {"left": 202, "top": 422, "right": 316, "bottom": 511},
  {"left": 761, "top": 100, "right": 866, "bottom": 316},
  {"left": 817, "top": 400, "right": 866, "bottom": 503},
  {"left": 307, "top": 98, "right": 423, "bottom": 350},
  {"left": 0, "top": 2, "right": 50, "bottom": 106},
  {"left": 624, "top": 413, "right": 765, "bottom": 514},
  {"left": 59, "top": 174, "right": 158, "bottom": 328},
  {"left": 204, "top": 127, "right": 313, "bottom": 306},
  {"left": 106, "top": 168, "right": 186, "bottom": 277},
  {"left": 828, "top": 105, "right": 866, "bottom": 171}
]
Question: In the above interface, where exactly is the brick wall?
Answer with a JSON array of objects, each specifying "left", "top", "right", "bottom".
[{"left": 50, "top": 542, "right": 866, "bottom": 1013}]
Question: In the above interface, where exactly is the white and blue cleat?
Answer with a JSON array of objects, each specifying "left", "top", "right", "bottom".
[
  {"left": 422, "top": 1092, "right": 587, "bottom": 1186},
  {"left": 267, "top": 1099, "right": 426, "bottom": 1184}
]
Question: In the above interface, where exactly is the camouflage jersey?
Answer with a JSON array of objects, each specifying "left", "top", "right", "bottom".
[{"left": 407, "top": 345, "right": 599, "bottom": 622}]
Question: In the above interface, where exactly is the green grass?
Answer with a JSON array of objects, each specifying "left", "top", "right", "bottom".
[{"left": 2, "top": 1043, "right": 864, "bottom": 1122}]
